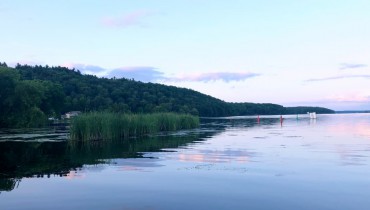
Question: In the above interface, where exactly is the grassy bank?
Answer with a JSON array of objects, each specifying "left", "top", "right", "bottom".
[{"left": 70, "top": 112, "right": 199, "bottom": 141}]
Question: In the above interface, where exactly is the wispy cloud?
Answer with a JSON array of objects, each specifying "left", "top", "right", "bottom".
[
  {"left": 169, "top": 72, "right": 260, "bottom": 82},
  {"left": 61, "top": 63, "right": 260, "bottom": 83},
  {"left": 340, "top": 63, "right": 367, "bottom": 70},
  {"left": 102, "top": 10, "right": 153, "bottom": 28},
  {"left": 108, "top": 69, "right": 260, "bottom": 83},
  {"left": 62, "top": 63, "right": 163, "bottom": 82},
  {"left": 62, "top": 63, "right": 105, "bottom": 73},
  {"left": 306, "top": 75, "right": 370, "bottom": 82},
  {"left": 108, "top": 67, "right": 164, "bottom": 82}
]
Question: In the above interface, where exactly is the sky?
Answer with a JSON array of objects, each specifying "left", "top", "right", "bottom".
[{"left": 1, "top": 0, "right": 370, "bottom": 110}]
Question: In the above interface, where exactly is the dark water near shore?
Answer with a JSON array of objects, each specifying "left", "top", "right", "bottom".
[{"left": 1, "top": 114, "right": 370, "bottom": 210}]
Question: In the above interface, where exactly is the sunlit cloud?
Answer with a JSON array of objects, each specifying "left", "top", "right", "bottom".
[
  {"left": 102, "top": 10, "right": 153, "bottom": 28},
  {"left": 305, "top": 75, "right": 370, "bottom": 82},
  {"left": 340, "top": 63, "right": 367, "bottom": 70},
  {"left": 108, "top": 66, "right": 165, "bottom": 82},
  {"left": 169, "top": 72, "right": 260, "bottom": 82}
]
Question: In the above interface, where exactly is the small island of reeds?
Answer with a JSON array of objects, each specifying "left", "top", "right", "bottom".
[{"left": 70, "top": 112, "right": 200, "bottom": 141}]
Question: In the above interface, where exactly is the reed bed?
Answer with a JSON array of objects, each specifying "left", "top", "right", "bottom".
[{"left": 70, "top": 112, "right": 199, "bottom": 141}]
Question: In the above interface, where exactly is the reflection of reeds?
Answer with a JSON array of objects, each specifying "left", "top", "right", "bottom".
[{"left": 70, "top": 112, "right": 199, "bottom": 141}]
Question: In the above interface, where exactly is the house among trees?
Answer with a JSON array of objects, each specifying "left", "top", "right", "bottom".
[{"left": 63, "top": 111, "right": 81, "bottom": 119}]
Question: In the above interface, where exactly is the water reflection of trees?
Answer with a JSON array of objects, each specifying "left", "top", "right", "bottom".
[
  {"left": 0, "top": 178, "right": 20, "bottom": 193},
  {"left": 0, "top": 118, "right": 275, "bottom": 192},
  {"left": 0, "top": 131, "right": 219, "bottom": 192}
]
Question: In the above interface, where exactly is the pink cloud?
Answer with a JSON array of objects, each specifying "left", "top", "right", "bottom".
[
  {"left": 169, "top": 72, "right": 260, "bottom": 82},
  {"left": 102, "top": 10, "right": 152, "bottom": 28},
  {"left": 326, "top": 94, "right": 370, "bottom": 103}
]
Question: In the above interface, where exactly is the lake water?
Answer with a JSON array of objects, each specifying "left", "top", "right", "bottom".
[{"left": 1, "top": 114, "right": 370, "bottom": 210}]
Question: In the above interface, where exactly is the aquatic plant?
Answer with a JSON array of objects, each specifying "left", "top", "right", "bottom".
[{"left": 70, "top": 112, "right": 199, "bottom": 141}]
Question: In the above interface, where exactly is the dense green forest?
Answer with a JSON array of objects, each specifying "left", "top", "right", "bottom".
[
  {"left": 0, "top": 65, "right": 64, "bottom": 127},
  {"left": 0, "top": 63, "right": 334, "bottom": 127}
]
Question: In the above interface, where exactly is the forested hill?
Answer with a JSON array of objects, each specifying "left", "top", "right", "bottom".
[{"left": 0, "top": 63, "right": 334, "bottom": 127}]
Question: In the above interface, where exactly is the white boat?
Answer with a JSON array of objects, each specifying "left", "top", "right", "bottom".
[{"left": 307, "top": 112, "right": 317, "bottom": 119}]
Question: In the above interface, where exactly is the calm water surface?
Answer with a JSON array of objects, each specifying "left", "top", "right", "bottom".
[{"left": 1, "top": 114, "right": 370, "bottom": 210}]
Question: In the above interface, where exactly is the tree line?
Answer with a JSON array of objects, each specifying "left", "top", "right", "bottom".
[
  {"left": 0, "top": 66, "right": 64, "bottom": 127},
  {"left": 0, "top": 63, "right": 334, "bottom": 127}
]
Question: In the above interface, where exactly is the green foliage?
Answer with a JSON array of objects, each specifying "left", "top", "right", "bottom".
[
  {"left": 70, "top": 112, "right": 200, "bottom": 141},
  {"left": 0, "top": 67, "right": 65, "bottom": 128},
  {"left": 15, "top": 64, "right": 219, "bottom": 115}
]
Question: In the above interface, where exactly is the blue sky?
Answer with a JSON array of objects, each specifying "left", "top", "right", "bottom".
[{"left": 1, "top": 0, "right": 370, "bottom": 110}]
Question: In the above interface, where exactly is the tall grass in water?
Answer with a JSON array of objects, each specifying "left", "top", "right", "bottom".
[{"left": 70, "top": 112, "right": 199, "bottom": 141}]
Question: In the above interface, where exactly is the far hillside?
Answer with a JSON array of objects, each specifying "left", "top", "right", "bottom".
[{"left": 0, "top": 63, "right": 334, "bottom": 127}]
